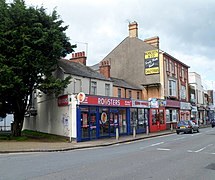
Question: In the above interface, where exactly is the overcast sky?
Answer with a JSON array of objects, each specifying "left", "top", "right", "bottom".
[{"left": 23, "top": 0, "right": 215, "bottom": 89}]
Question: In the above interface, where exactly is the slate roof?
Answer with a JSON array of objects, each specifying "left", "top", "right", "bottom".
[
  {"left": 110, "top": 77, "right": 142, "bottom": 90},
  {"left": 58, "top": 59, "right": 111, "bottom": 81}
]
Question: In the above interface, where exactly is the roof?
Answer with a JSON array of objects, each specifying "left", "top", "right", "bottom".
[
  {"left": 58, "top": 59, "right": 111, "bottom": 81},
  {"left": 110, "top": 77, "right": 142, "bottom": 90}
]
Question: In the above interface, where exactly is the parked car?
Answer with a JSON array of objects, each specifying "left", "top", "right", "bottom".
[
  {"left": 176, "top": 120, "right": 199, "bottom": 134},
  {"left": 211, "top": 120, "right": 215, "bottom": 128}
]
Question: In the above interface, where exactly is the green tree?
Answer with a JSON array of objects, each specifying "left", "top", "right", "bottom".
[{"left": 0, "top": 0, "right": 76, "bottom": 136}]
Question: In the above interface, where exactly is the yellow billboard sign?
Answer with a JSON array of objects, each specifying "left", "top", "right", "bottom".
[
  {"left": 144, "top": 49, "right": 159, "bottom": 75},
  {"left": 145, "top": 50, "right": 159, "bottom": 59}
]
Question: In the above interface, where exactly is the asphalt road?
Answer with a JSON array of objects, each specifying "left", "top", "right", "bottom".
[{"left": 1, "top": 127, "right": 215, "bottom": 180}]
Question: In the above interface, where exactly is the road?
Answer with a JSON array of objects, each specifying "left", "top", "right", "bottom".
[{"left": 0, "top": 127, "right": 215, "bottom": 180}]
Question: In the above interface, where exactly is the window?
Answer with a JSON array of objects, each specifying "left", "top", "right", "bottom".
[
  {"left": 166, "top": 58, "right": 169, "bottom": 72},
  {"left": 137, "top": 92, "right": 140, "bottom": 99},
  {"left": 74, "top": 79, "right": 82, "bottom": 93},
  {"left": 172, "top": 63, "right": 176, "bottom": 74},
  {"left": 118, "top": 88, "right": 121, "bottom": 98},
  {"left": 180, "top": 85, "right": 186, "bottom": 99},
  {"left": 128, "top": 90, "right": 132, "bottom": 98},
  {"left": 105, "top": 84, "right": 110, "bottom": 96},
  {"left": 91, "top": 81, "right": 97, "bottom": 95},
  {"left": 169, "top": 80, "right": 176, "bottom": 96}
]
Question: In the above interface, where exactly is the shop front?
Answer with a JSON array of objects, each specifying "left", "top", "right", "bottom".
[
  {"left": 76, "top": 95, "right": 132, "bottom": 142},
  {"left": 165, "top": 100, "right": 180, "bottom": 130},
  {"left": 180, "top": 102, "right": 191, "bottom": 121},
  {"left": 130, "top": 100, "right": 150, "bottom": 134},
  {"left": 149, "top": 98, "right": 166, "bottom": 133}
]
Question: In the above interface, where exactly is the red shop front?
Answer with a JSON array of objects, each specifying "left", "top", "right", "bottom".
[{"left": 149, "top": 99, "right": 166, "bottom": 132}]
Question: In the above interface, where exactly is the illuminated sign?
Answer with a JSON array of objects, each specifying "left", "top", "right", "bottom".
[{"left": 80, "top": 96, "right": 132, "bottom": 107}]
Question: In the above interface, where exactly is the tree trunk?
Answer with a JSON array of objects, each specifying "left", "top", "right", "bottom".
[{"left": 12, "top": 111, "right": 24, "bottom": 136}]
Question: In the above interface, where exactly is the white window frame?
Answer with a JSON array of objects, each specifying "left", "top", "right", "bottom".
[
  {"left": 91, "top": 81, "right": 97, "bottom": 95},
  {"left": 168, "top": 80, "right": 176, "bottom": 96},
  {"left": 73, "top": 79, "right": 82, "bottom": 94},
  {"left": 105, "top": 83, "right": 110, "bottom": 96}
]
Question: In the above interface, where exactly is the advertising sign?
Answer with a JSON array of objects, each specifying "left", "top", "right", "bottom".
[
  {"left": 132, "top": 100, "right": 150, "bottom": 108},
  {"left": 58, "top": 95, "right": 69, "bottom": 106},
  {"left": 80, "top": 96, "right": 132, "bottom": 107},
  {"left": 144, "top": 49, "right": 159, "bottom": 75}
]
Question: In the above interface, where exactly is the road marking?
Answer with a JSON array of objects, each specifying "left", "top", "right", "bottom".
[
  {"left": 157, "top": 148, "right": 171, "bottom": 151},
  {"left": 188, "top": 144, "right": 213, "bottom": 153},
  {"left": 206, "top": 130, "right": 214, "bottom": 133},
  {"left": 173, "top": 137, "right": 186, "bottom": 141},
  {"left": 150, "top": 142, "right": 164, "bottom": 147},
  {"left": 140, "top": 142, "right": 164, "bottom": 150},
  {"left": 191, "top": 133, "right": 202, "bottom": 136}
]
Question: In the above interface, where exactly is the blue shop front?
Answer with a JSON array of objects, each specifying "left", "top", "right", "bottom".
[
  {"left": 76, "top": 95, "right": 150, "bottom": 142},
  {"left": 76, "top": 95, "right": 132, "bottom": 142}
]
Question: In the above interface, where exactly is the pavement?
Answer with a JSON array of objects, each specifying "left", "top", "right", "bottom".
[
  {"left": 0, "top": 125, "right": 210, "bottom": 154},
  {"left": 0, "top": 130, "right": 174, "bottom": 154}
]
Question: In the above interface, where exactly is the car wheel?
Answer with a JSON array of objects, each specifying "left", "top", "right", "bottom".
[
  {"left": 177, "top": 131, "right": 179, "bottom": 134},
  {"left": 190, "top": 128, "right": 193, "bottom": 134},
  {"left": 197, "top": 128, "right": 199, "bottom": 133}
]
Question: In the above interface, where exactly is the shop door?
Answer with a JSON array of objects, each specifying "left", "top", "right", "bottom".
[
  {"left": 89, "top": 111, "right": 97, "bottom": 139},
  {"left": 150, "top": 108, "right": 166, "bottom": 133},
  {"left": 80, "top": 108, "right": 98, "bottom": 140},
  {"left": 109, "top": 110, "right": 119, "bottom": 136}
]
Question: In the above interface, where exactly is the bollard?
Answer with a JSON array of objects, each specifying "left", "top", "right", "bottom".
[
  {"left": 133, "top": 126, "right": 136, "bottom": 138},
  {"left": 170, "top": 123, "right": 173, "bottom": 132},
  {"left": 116, "top": 127, "right": 119, "bottom": 140},
  {"left": 146, "top": 125, "right": 149, "bottom": 135}
]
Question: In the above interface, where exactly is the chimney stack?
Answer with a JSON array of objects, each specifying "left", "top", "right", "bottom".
[
  {"left": 70, "top": 51, "right": 86, "bottom": 65},
  {"left": 99, "top": 60, "right": 111, "bottom": 78},
  {"left": 144, "top": 36, "right": 159, "bottom": 48},
  {"left": 128, "top": 21, "right": 138, "bottom": 38}
]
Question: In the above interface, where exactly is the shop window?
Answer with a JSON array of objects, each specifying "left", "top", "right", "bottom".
[
  {"left": 152, "top": 109, "right": 157, "bottom": 125},
  {"left": 80, "top": 107, "right": 89, "bottom": 139},
  {"left": 119, "top": 109, "right": 127, "bottom": 134},
  {"left": 91, "top": 81, "right": 97, "bottom": 95},
  {"left": 159, "top": 110, "right": 164, "bottom": 124},
  {"left": 118, "top": 88, "right": 121, "bottom": 98},
  {"left": 130, "top": 108, "right": 137, "bottom": 127},
  {"left": 105, "top": 84, "right": 110, "bottom": 96},
  {"left": 99, "top": 107, "right": 109, "bottom": 137},
  {"left": 166, "top": 110, "right": 170, "bottom": 123},
  {"left": 152, "top": 109, "right": 164, "bottom": 125}
]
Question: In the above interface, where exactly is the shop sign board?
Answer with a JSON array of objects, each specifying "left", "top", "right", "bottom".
[
  {"left": 180, "top": 102, "right": 191, "bottom": 110},
  {"left": 58, "top": 95, "right": 72, "bottom": 106},
  {"left": 149, "top": 98, "right": 159, "bottom": 108},
  {"left": 80, "top": 96, "right": 132, "bottom": 107},
  {"left": 132, "top": 100, "right": 150, "bottom": 108},
  {"left": 166, "top": 100, "right": 180, "bottom": 108},
  {"left": 144, "top": 49, "right": 159, "bottom": 75}
]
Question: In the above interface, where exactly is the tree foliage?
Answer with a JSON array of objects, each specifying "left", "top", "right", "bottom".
[{"left": 0, "top": 0, "right": 76, "bottom": 136}]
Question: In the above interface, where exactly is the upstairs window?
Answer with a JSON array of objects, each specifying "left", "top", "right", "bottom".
[
  {"left": 105, "top": 84, "right": 110, "bottom": 96},
  {"left": 137, "top": 92, "right": 140, "bottom": 99},
  {"left": 74, "top": 79, "right": 82, "bottom": 94},
  {"left": 128, "top": 90, "right": 132, "bottom": 98},
  {"left": 91, "top": 81, "right": 97, "bottom": 95},
  {"left": 118, "top": 88, "right": 121, "bottom": 98},
  {"left": 180, "top": 85, "right": 186, "bottom": 99},
  {"left": 169, "top": 80, "right": 176, "bottom": 97},
  {"left": 166, "top": 58, "right": 170, "bottom": 72}
]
